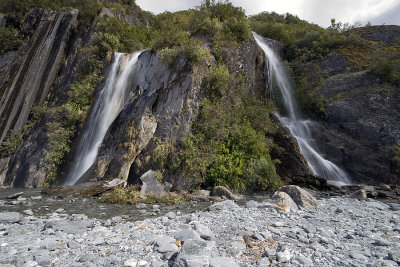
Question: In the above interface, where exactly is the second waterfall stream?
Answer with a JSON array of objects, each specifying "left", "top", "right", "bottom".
[
  {"left": 65, "top": 52, "right": 142, "bottom": 185},
  {"left": 253, "top": 32, "right": 351, "bottom": 185}
]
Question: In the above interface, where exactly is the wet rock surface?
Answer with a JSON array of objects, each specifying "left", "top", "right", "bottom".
[{"left": 0, "top": 187, "right": 399, "bottom": 266}]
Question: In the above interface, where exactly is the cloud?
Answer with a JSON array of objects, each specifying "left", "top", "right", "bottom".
[
  {"left": 135, "top": 0, "right": 400, "bottom": 28},
  {"left": 135, "top": 0, "right": 201, "bottom": 14},
  {"left": 299, "top": 0, "right": 399, "bottom": 27},
  {"left": 364, "top": 2, "right": 400, "bottom": 25}
]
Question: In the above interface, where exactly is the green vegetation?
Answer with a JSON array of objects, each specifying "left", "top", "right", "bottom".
[
  {"left": 0, "top": 0, "right": 105, "bottom": 29},
  {"left": 153, "top": 62, "right": 282, "bottom": 193},
  {"left": 292, "top": 66, "right": 327, "bottom": 118},
  {"left": 0, "top": 130, "right": 24, "bottom": 158},
  {"left": 369, "top": 52, "right": 400, "bottom": 87},
  {"left": 94, "top": 16, "right": 155, "bottom": 58},
  {"left": 250, "top": 13, "right": 361, "bottom": 62},
  {"left": 392, "top": 146, "right": 400, "bottom": 177},
  {"left": 0, "top": 102, "right": 47, "bottom": 158},
  {"left": 0, "top": 27, "right": 23, "bottom": 54},
  {"left": 99, "top": 187, "right": 184, "bottom": 204},
  {"left": 150, "top": 0, "right": 251, "bottom": 66}
]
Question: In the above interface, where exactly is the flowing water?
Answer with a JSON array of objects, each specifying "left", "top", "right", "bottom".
[
  {"left": 253, "top": 32, "right": 351, "bottom": 185},
  {"left": 65, "top": 52, "right": 142, "bottom": 185}
]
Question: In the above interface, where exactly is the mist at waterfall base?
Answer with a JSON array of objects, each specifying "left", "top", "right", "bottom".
[
  {"left": 65, "top": 52, "right": 141, "bottom": 185},
  {"left": 253, "top": 32, "right": 351, "bottom": 186}
]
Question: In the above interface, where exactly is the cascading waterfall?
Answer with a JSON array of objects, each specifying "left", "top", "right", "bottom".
[
  {"left": 253, "top": 32, "right": 351, "bottom": 185},
  {"left": 65, "top": 52, "right": 142, "bottom": 185}
]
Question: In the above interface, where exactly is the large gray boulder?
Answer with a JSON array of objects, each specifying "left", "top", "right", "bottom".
[
  {"left": 140, "top": 170, "right": 165, "bottom": 198},
  {"left": 173, "top": 239, "right": 215, "bottom": 267},
  {"left": 155, "top": 236, "right": 179, "bottom": 254},
  {"left": 0, "top": 212, "right": 22, "bottom": 223},
  {"left": 174, "top": 229, "right": 201, "bottom": 242},
  {"left": 277, "top": 185, "right": 318, "bottom": 209},
  {"left": 272, "top": 191, "right": 298, "bottom": 212}
]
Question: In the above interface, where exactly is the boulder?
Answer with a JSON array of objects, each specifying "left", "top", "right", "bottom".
[
  {"left": 209, "top": 257, "right": 240, "bottom": 267},
  {"left": 272, "top": 191, "right": 298, "bottom": 212},
  {"left": 208, "top": 200, "right": 239, "bottom": 211},
  {"left": 193, "top": 222, "right": 214, "bottom": 240},
  {"left": 277, "top": 185, "right": 318, "bottom": 209},
  {"left": 174, "top": 229, "right": 201, "bottom": 242},
  {"left": 156, "top": 236, "right": 179, "bottom": 254},
  {"left": 6, "top": 192, "right": 24, "bottom": 199},
  {"left": 0, "top": 212, "right": 22, "bottom": 223},
  {"left": 211, "top": 186, "right": 236, "bottom": 200},
  {"left": 140, "top": 170, "right": 166, "bottom": 198},
  {"left": 174, "top": 239, "right": 215, "bottom": 267},
  {"left": 349, "top": 189, "right": 367, "bottom": 200}
]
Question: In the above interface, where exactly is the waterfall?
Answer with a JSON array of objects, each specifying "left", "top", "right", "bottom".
[
  {"left": 65, "top": 52, "right": 142, "bottom": 185},
  {"left": 253, "top": 32, "right": 351, "bottom": 185}
]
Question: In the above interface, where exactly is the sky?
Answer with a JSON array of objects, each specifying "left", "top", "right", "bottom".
[{"left": 135, "top": 0, "right": 400, "bottom": 28}]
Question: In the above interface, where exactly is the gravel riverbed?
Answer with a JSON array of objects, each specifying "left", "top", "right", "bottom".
[{"left": 1, "top": 194, "right": 400, "bottom": 267}]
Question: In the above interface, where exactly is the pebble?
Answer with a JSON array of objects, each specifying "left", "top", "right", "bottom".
[
  {"left": 23, "top": 209, "right": 33, "bottom": 216},
  {"left": 0, "top": 196, "right": 398, "bottom": 266},
  {"left": 276, "top": 248, "right": 291, "bottom": 263}
]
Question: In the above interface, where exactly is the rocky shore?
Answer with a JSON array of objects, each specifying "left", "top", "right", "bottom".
[{"left": 1, "top": 186, "right": 400, "bottom": 267}]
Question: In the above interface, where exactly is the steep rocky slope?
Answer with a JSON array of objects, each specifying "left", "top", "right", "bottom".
[
  {"left": 0, "top": 8, "right": 78, "bottom": 144},
  {"left": 310, "top": 26, "right": 400, "bottom": 185}
]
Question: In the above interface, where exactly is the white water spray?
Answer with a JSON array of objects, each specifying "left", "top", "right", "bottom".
[
  {"left": 253, "top": 32, "right": 351, "bottom": 185},
  {"left": 65, "top": 52, "right": 141, "bottom": 185}
]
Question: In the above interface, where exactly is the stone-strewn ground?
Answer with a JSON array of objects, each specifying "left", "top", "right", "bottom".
[{"left": 1, "top": 194, "right": 399, "bottom": 266}]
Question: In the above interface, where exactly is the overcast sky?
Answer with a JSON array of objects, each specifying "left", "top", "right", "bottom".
[{"left": 136, "top": 0, "right": 400, "bottom": 28}]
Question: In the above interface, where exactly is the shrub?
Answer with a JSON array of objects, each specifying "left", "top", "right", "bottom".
[
  {"left": 0, "top": 130, "right": 23, "bottom": 158},
  {"left": 295, "top": 76, "right": 326, "bottom": 118},
  {"left": 204, "top": 64, "right": 231, "bottom": 99},
  {"left": 0, "top": 102, "right": 47, "bottom": 158},
  {"left": 392, "top": 146, "right": 400, "bottom": 177},
  {"left": 0, "top": 27, "right": 23, "bottom": 55},
  {"left": 369, "top": 53, "right": 400, "bottom": 86},
  {"left": 159, "top": 48, "right": 179, "bottom": 67},
  {"left": 245, "top": 157, "right": 283, "bottom": 192},
  {"left": 44, "top": 121, "right": 75, "bottom": 186},
  {"left": 95, "top": 16, "right": 155, "bottom": 56}
]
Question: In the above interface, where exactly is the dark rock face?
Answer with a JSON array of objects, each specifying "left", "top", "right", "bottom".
[
  {"left": 0, "top": 8, "right": 78, "bottom": 144},
  {"left": 269, "top": 116, "right": 310, "bottom": 180},
  {"left": 356, "top": 25, "right": 400, "bottom": 46},
  {"left": 314, "top": 63, "right": 400, "bottom": 185},
  {"left": 320, "top": 52, "right": 349, "bottom": 76},
  {"left": 1, "top": 9, "right": 83, "bottom": 188}
]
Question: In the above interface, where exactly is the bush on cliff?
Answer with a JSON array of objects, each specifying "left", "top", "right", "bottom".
[
  {"left": 369, "top": 52, "right": 400, "bottom": 87},
  {"left": 392, "top": 146, "right": 400, "bottom": 177},
  {"left": 0, "top": 27, "right": 23, "bottom": 55}
]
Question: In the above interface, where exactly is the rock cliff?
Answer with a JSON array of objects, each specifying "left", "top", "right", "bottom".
[
  {"left": 310, "top": 26, "right": 400, "bottom": 184},
  {"left": 0, "top": 8, "right": 78, "bottom": 144}
]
